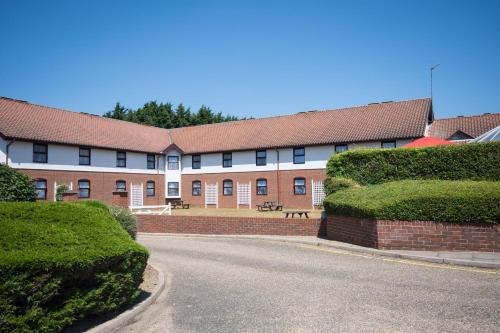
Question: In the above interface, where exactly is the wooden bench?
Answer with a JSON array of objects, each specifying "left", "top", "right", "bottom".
[
  {"left": 257, "top": 202, "right": 283, "bottom": 212},
  {"left": 171, "top": 200, "right": 190, "bottom": 209},
  {"left": 283, "top": 210, "right": 310, "bottom": 219}
]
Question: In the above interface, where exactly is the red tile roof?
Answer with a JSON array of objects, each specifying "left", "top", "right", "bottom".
[
  {"left": 0, "top": 96, "right": 432, "bottom": 154},
  {"left": 0, "top": 97, "right": 170, "bottom": 153},
  {"left": 170, "top": 98, "right": 432, "bottom": 154},
  {"left": 428, "top": 113, "right": 500, "bottom": 140}
]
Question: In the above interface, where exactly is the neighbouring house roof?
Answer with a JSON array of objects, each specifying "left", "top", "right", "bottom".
[
  {"left": 0, "top": 97, "right": 171, "bottom": 153},
  {"left": 403, "top": 136, "right": 456, "bottom": 148},
  {"left": 170, "top": 98, "right": 433, "bottom": 154},
  {"left": 0, "top": 96, "right": 433, "bottom": 155},
  {"left": 428, "top": 113, "right": 500, "bottom": 140}
]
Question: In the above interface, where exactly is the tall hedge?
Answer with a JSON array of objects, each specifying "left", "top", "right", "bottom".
[
  {"left": 0, "top": 202, "right": 149, "bottom": 333},
  {"left": 0, "top": 164, "right": 36, "bottom": 201},
  {"left": 326, "top": 142, "right": 500, "bottom": 185}
]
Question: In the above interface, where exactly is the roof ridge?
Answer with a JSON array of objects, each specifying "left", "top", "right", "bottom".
[
  {"left": 0, "top": 96, "right": 170, "bottom": 132},
  {"left": 170, "top": 97, "right": 432, "bottom": 132},
  {"left": 434, "top": 112, "right": 500, "bottom": 121}
]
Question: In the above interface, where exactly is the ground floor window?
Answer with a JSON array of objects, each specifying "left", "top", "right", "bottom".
[
  {"left": 256, "top": 179, "right": 267, "bottom": 195},
  {"left": 192, "top": 181, "right": 201, "bottom": 196},
  {"left": 381, "top": 141, "right": 396, "bottom": 148},
  {"left": 116, "top": 180, "right": 126, "bottom": 192},
  {"left": 294, "top": 177, "right": 306, "bottom": 195},
  {"left": 168, "top": 182, "right": 179, "bottom": 196},
  {"left": 147, "top": 181, "right": 156, "bottom": 196},
  {"left": 78, "top": 180, "right": 90, "bottom": 198},
  {"left": 35, "top": 179, "right": 47, "bottom": 199},
  {"left": 223, "top": 180, "right": 233, "bottom": 196}
]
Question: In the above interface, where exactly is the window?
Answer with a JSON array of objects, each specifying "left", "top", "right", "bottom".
[
  {"left": 335, "top": 145, "right": 348, "bottom": 153},
  {"left": 35, "top": 179, "right": 47, "bottom": 199},
  {"left": 294, "top": 177, "right": 306, "bottom": 195},
  {"left": 79, "top": 148, "right": 91, "bottom": 165},
  {"left": 192, "top": 181, "right": 201, "bottom": 196},
  {"left": 168, "top": 182, "right": 179, "bottom": 196},
  {"left": 116, "top": 151, "right": 127, "bottom": 167},
  {"left": 381, "top": 141, "right": 396, "bottom": 149},
  {"left": 223, "top": 153, "right": 232, "bottom": 168},
  {"left": 223, "top": 180, "right": 233, "bottom": 196},
  {"left": 293, "top": 147, "right": 305, "bottom": 164},
  {"left": 116, "top": 180, "right": 126, "bottom": 192},
  {"left": 147, "top": 154, "right": 156, "bottom": 169},
  {"left": 33, "top": 143, "right": 48, "bottom": 163},
  {"left": 167, "top": 156, "right": 179, "bottom": 170},
  {"left": 78, "top": 180, "right": 90, "bottom": 198},
  {"left": 256, "top": 150, "right": 267, "bottom": 166},
  {"left": 256, "top": 178, "right": 267, "bottom": 195},
  {"left": 147, "top": 181, "right": 155, "bottom": 197},
  {"left": 192, "top": 155, "right": 201, "bottom": 169}
]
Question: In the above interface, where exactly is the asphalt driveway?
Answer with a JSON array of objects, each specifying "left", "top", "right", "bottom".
[{"left": 120, "top": 235, "right": 500, "bottom": 333}]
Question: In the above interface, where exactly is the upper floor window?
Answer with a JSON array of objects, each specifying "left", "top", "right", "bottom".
[
  {"left": 147, "top": 181, "right": 155, "bottom": 196},
  {"left": 79, "top": 148, "right": 91, "bottom": 165},
  {"left": 116, "top": 151, "right": 127, "bottom": 167},
  {"left": 116, "top": 180, "right": 126, "bottom": 192},
  {"left": 192, "top": 181, "right": 201, "bottom": 196},
  {"left": 147, "top": 154, "right": 156, "bottom": 169},
  {"left": 167, "top": 156, "right": 179, "bottom": 170},
  {"left": 256, "top": 178, "right": 268, "bottom": 195},
  {"left": 192, "top": 155, "right": 201, "bottom": 169},
  {"left": 35, "top": 179, "right": 47, "bottom": 199},
  {"left": 294, "top": 177, "right": 306, "bottom": 195},
  {"left": 293, "top": 147, "right": 305, "bottom": 164},
  {"left": 256, "top": 150, "right": 267, "bottom": 166},
  {"left": 381, "top": 141, "right": 396, "bottom": 149},
  {"left": 33, "top": 143, "right": 48, "bottom": 163},
  {"left": 78, "top": 180, "right": 90, "bottom": 198},
  {"left": 223, "top": 153, "right": 232, "bottom": 168},
  {"left": 168, "top": 182, "right": 179, "bottom": 196},
  {"left": 223, "top": 180, "right": 233, "bottom": 196},
  {"left": 335, "top": 145, "right": 348, "bottom": 153}
]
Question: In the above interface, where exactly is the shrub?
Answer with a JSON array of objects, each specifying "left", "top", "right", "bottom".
[
  {"left": 324, "top": 177, "right": 360, "bottom": 196},
  {"left": 324, "top": 180, "right": 500, "bottom": 224},
  {"left": 108, "top": 205, "right": 138, "bottom": 239},
  {"left": 0, "top": 164, "right": 36, "bottom": 201},
  {"left": 55, "top": 184, "right": 69, "bottom": 202},
  {"left": 326, "top": 142, "right": 500, "bottom": 185},
  {"left": 0, "top": 202, "right": 149, "bottom": 333}
]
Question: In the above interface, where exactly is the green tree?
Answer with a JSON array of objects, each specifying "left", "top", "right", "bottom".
[
  {"left": 103, "top": 102, "right": 128, "bottom": 120},
  {"left": 174, "top": 103, "right": 191, "bottom": 128}
]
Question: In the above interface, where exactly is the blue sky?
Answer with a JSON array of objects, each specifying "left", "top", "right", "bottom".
[{"left": 1, "top": 0, "right": 499, "bottom": 119}]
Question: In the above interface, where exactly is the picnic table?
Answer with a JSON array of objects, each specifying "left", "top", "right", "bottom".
[
  {"left": 171, "top": 200, "right": 190, "bottom": 209},
  {"left": 256, "top": 201, "right": 283, "bottom": 212},
  {"left": 283, "top": 210, "right": 310, "bottom": 219}
]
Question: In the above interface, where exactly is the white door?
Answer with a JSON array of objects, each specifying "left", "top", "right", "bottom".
[{"left": 130, "top": 183, "right": 144, "bottom": 207}]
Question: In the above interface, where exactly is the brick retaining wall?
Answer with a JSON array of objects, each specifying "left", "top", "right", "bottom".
[
  {"left": 327, "top": 215, "right": 499, "bottom": 252},
  {"left": 138, "top": 215, "right": 326, "bottom": 237}
]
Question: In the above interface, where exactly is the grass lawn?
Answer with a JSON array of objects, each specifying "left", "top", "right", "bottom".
[{"left": 170, "top": 207, "right": 323, "bottom": 218}]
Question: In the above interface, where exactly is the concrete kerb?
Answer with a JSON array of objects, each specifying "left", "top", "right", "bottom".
[
  {"left": 138, "top": 233, "right": 500, "bottom": 269},
  {"left": 87, "top": 262, "right": 166, "bottom": 333}
]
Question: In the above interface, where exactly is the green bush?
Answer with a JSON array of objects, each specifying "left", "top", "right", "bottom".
[
  {"left": 108, "top": 206, "right": 138, "bottom": 239},
  {"left": 0, "top": 164, "right": 36, "bottom": 201},
  {"left": 324, "top": 177, "right": 360, "bottom": 196},
  {"left": 326, "top": 142, "right": 500, "bottom": 185},
  {"left": 324, "top": 180, "right": 500, "bottom": 224},
  {"left": 0, "top": 202, "right": 149, "bottom": 333}
]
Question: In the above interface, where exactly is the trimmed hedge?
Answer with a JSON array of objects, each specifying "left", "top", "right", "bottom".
[
  {"left": 0, "top": 202, "right": 149, "bottom": 333},
  {"left": 0, "top": 164, "right": 36, "bottom": 201},
  {"left": 326, "top": 142, "right": 500, "bottom": 185},
  {"left": 324, "top": 177, "right": 360, "bottom": 196},
  {"left": 324, "top": 180, "right": 500, "bottom": 224}
]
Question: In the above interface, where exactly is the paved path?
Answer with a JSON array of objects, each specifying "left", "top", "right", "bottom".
[{"left": 121, "top": 235, "right": 500, "bottom": 333}]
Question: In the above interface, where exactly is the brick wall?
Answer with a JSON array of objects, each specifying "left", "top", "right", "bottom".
[
  {"left": 181, "top": 169, "right": 326, "bottom": 209},
  {"left": 327, "top": 214, "right": 500, "bottom": 252},
  {"left": 138, "top": 214, "right": 326, "bottom": 236},
  {"left": 19, "top": 169, "right": 165, "bottom": 206}
]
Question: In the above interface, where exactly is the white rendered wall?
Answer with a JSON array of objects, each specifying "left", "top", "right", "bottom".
[
  {"left": 165, "top": 149, "right": 182, "bottom": 198},
  {"left": 7, "top": 141, "right": 164, "bottom": 174},
  {"left": 0, "top": 138, "right": 6, "bottom": 164},
  {"left": 181, "top": 140, "right": 412, "bottom": 175}
]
